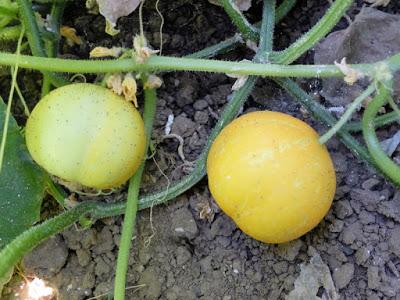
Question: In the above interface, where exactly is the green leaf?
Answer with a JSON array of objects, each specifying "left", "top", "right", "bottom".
[{"left": 0, "top": 100, "right": 48, "bottom": 249}]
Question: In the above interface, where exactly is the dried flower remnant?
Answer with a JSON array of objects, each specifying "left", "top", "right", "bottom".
[
  {"left": 106, "top": 73, "right": 123, "bottom": 95},
  {"left": 60, "top": 26, "right": 83, "bottom": 46},
  {"left": 335, "top": 57, "right": 364, "bottom": 85},
  {"left": 122, "top": 73, "right": 138, "bottom": 107},
  {"left": 144, "top": 75, "right": 163, "bottom": 90},
  {"left": 90, "top": 47, "right": 123, "bottom": 58},
  {"left": 133, "top": 35, "right": 159, "bottom": 63}
]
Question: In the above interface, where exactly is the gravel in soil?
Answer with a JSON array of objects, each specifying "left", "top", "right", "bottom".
[{"left": 5, "top": 0, "right": 400, "bottom": 299}]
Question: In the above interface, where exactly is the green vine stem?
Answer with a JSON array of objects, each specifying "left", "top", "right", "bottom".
[
  {"left": 388, "top": 95, "right": 400, "bottom": 119},
  {"left": 187, "top": 34, "right": 244, "bottom": 59},
  {"left": 187, "top": 0, "right": 296, "bottom": 59},
  {"left": 16, "top": 0, "right": 68, "bottom": 87},
  {"left": 273, "top": 0, "right": 354, "bottom": 64},
  {"left": 0, "top": 25, "right": 24, "bottom": 173},
  {"left": 319, "top": 84, "right": 376, "bottom": 144},
  {"left": 345, "top": 111, "right": 400, "bottom": 132},
  {"left": 275, "top": 0, "right": 296, "bottom": 23},
  {"left": 219, "top": 0, "right": 259, "bottom": 41},
  {"left": 258, "top": 0, "right": 275, "bottom": 57},
  {"left": 114, "top": 86, "right": 157, "bottom": 300},
  {"left": 362, "top": 82, "right": 400, "bottom": 186},
  {"left": 41, "top": 1, "right": 65, "bottom": 97},
  {"left": 2, "top": 51, "right": 400, "bottom": 78}
]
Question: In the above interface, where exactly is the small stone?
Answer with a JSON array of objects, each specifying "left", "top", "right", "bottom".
[
  {"left": 210, "top": 215, "right": 236, "bottom": 238},
  {"left": 193, "top": 99, "right": 208, "bottom": 110},
  {"left": 334, "top": 200, "right": 353, "bottom": 219},
  {"left": 333, "top": 263, "right": 354, "bottom": 289},
  {"left": 276, "top": 239, "right": 304, "bottom": 261},
  {"left": 194, "top": 110, "right": 209, "bottom": 124},
  {"left": 171, "top": 115, "right": 196, "bottom": 138},
  {"left": 171, "top": 207, "right": 199, "bottom": 239},
  {"left": 199, "top": 256, "right": 213, "bottom": 273},
  {"left": 93, "top": 281, "right": 113, "bottom": 297},
  {"left": 139, "top": 251, "right": 151, "bottom": 265},
  {"left": 245, "top": 269, "right": 263, "bottom": 283},
  {"left": 272, "top": 261, "right": 288, "bottom": 275},
  {"left": 350, "top": 189, "right": 381, "bottom": 212},
  {"left": 76, "top": 248, "right": 91, "bottom": 267},
  {"left": 176, "top": 79, "right": 196, "bottom": 107},
  {"left": 377, "top": 200, "right": 400, "bottom": 223},
  {"left": 367, "top": 266, "right": 380, "bottom": 290},
  {"left": 138, "top": 267, "right": 163, "bottom": 299},
  {"left": 176, "top": 246, "right": 192, "bottom": 265},
  {"left": 388, "top": 227, "right": 400, "bottom": 258},
  {"left": 340, "top": 222, "right": 362, "bottom": 245},
  {"left": 94, "top": 256, "right": 110, "bottom": 276},
  {"left": 329, "top": 220, "right": 344, "bottom": 233},
  {"left": 92, "top": 227, "right": 114, "bottom": 254},
  {"left": 359, "top": 210, "right": 376, "bottom": 225},
  {"left": 22, "top": 235, "right": 68, "bottom": 277},
  {"left": 80, "top": 229, "right": 97, "bottom": 249},
  {"left": 355, "top": 247, "right": 371, "bottom": 265},
  {"left": 361, "top": 178, "right": 380, "bottom": 190}
]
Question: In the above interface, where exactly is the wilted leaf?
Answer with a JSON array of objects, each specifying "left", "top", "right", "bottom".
[
  {"left": 97, "top": 0, "right": 142, "bottom": 34},
  {"left": 0, "top": 100, "right": 48, "bottom": 250},
  {"left": 286, "top": 247, "right": 339, "bottom": 300}
]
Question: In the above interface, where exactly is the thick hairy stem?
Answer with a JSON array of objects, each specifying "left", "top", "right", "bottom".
[
  {"left": 218, "top": 0, "right": 259, "bottom": 41},
  {"left": 41, "top": 1, "right": 65, "bottom": 97},
  {"left": 273, "top": 0, "right": 354, "bottom": 64},
  {"left": 1, "top": 51, "right": 393, "bottom": 77},
  {"left": 114, "top": 87, "right": 157, "bottom": 300},
  {"left": 16, "top": 0, "right": 68, "bottom": 87},
  {"left": 0, "top": 202, "right": 96, "bottom": 279},
  {"left": 258, "top": 0, "right": 275, "bottom": 56},
  {"left": 345, "top": 111, "right": 400, "bottom": 132}
]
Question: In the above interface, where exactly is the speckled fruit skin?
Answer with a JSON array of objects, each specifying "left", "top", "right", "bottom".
[
  {"left": 25, "top": 83, "right": 146, "bottom": 189},
  {"left": 207, "top": 111, "right": 336, "bottom": 244}
]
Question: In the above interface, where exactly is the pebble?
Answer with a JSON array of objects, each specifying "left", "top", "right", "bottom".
[
  {"left": 171, "top": 207, "right": 199, "bottom": 239},
  {"left": 333, "top": 263, "right": 354, "bottom": 289}
]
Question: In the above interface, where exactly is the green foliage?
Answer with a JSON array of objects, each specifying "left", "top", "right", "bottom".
[{"left": 0, "top": 100, "right": 48, "bottom": 249}]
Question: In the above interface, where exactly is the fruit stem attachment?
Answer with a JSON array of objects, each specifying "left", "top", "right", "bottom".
[{"left": 114, "top": 85, "right": 157, "bottom": 300}]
